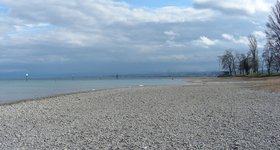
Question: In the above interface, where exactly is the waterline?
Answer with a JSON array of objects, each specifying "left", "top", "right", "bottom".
[{"left": 0, "top": 78, "right": 186, "bottom": 103}]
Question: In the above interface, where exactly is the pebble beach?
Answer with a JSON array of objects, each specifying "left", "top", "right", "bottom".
[{"left": 0, "top": 79, "right": 280, "bottom": 149}]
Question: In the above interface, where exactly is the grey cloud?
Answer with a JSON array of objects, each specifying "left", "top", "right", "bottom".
[{"left": 0, "top": 0, "right": 272, "bottom": 75}]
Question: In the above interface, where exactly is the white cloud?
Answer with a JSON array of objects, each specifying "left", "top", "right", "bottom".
[
  {"left": 164, "top": 30, "right": 178, "bottom": 37},
  {"left": 252, "top": 31, "right": 266, "bottom": 48},
  {"left": 194, "top": 36, "right": 218, "bottom": 48},
  {"left": 164, "top": 30, "right": 185, "bottom": 47},
  {"left": 8, "top": 23, "right": 53, "bottom": 38},
  {"left": 152, "top": 7, "right": 215, "bottom": 23},
  {"left": 1, "top": 0, "right": 216, "bottom": 25},
  {"left": 0, "top": 0, "right": 273, "bottom": 73},
  {"left": 222, "top": 31, "right": 266, "bottom": 48},
  {"left": 222, "top": 34, "right": 248, "bottom": 45},
  {"left": 200, "top": 36, "right": 218, "bottom": 45},
  {"left": 166, "top": 40, "right": 185, "bottom": 48},
  {"left": 194, "top": 0, "right": 274, "bottom": 15},
  {"left": 253, "top": 31, "right": 266, "bottom": 39},
  {"left": 164, "top": 30, "right": 178, "bottom": 40}
]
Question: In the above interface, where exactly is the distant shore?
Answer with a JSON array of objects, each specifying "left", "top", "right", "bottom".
[{"left": 0, "top": 78, "right": 279, "bottom": 149}]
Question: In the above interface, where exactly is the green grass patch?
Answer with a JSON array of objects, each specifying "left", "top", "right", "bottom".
[{"left": 244, "top": 72, "right": 280, "bottom": 77}]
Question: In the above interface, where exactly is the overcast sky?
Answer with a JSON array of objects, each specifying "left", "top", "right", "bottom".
[{"left": 0, "top": 0, "right": 275, "bottom": 77}]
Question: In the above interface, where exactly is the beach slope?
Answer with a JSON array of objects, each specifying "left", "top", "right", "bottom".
[{"left": 0, "top": 81, "right": 279, "bottom": 149}]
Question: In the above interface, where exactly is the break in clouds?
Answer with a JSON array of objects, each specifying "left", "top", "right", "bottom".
[{"left": 0, "top": 0, "right": 275, "bottom": 75}]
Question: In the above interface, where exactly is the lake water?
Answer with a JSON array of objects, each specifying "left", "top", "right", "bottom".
[{"left": 0, "top": 78, "right": 186, "bottom": 103}]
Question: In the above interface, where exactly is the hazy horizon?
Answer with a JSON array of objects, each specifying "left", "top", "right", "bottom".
[
  {"left": 0, "top": 70, "right": 220, "bottom": 79},
  {"left": 0, "top": 0, "right": 274, "bottom": 76}
]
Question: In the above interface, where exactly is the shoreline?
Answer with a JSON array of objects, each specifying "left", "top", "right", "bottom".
[
  {"left": 0, "top": 77, "right": 189, "bottom": 106},
  {"left": 1, "top": 76, "right": 278, "bottom": 106},
  {"left": 0, "top": 84, "right": 183, "bottom": 106},
  {"left": 0, "top": 78, "right": 279, "bottom": 149},
  {"left": 0, "top": 89, "right": 97, "bottom": 106}
]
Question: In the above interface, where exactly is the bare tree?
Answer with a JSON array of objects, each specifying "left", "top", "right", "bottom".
[
  {"left": 232, "top": 53, "right": 237, "bottom": 76},
  {"left": 263, "top": 44, "right": 274, "bottom": 75},
  {"left": 266, "top": 0, "right": 280, "bottom": 72},
  {"left": 259, "top": 56, "right": 265, "bottom": 74},
  {"left": 235, "top": 53, "right": 242, "bottom": 75},
  {"left": 242, "top": 55, "right": 250, "bottom": 75},
  {"left": 272, "top": 48, "right": 280, "bottom": 72},
  {"left": 218, "top": 50, "right": 235, "bottom": 76},
  {"left": 248, "top": 35, "right": 258, "bottom": 73},
  {"left": 235, "top": 53, "right": 250, "bottom": 75},
  {"left": 273, "top": 61, "right": 280, "bottom": 72},
  {"left": 266, "top": 0, "right": 280, "bottom": 46}
]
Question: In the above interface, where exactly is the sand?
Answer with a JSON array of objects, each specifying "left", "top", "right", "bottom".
[{"left": 0, "top": 79, "right": 279, "bottom": 149}]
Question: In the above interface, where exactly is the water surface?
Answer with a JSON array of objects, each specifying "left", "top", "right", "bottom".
[{"left": 0, "top": 78, "right": 186, "bottom": 103}]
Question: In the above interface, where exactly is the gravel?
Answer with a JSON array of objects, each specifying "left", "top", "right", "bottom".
[{"left": 0, "top": 81, "right": 280, "bottom": 149}]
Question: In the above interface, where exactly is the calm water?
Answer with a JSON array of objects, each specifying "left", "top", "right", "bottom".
[{"left": 0, "top": 78, "right": 186, "bottom": 103}]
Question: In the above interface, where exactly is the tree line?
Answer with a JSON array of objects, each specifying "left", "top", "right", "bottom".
[{"left": 219, "top": 1, "right": 280, "bottom": 76}]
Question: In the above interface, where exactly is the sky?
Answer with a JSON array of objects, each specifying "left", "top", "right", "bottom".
[
  {"left": 0, "top": 0, "right": 276, "bottom": 77},
  {"left": 117, "top": 0, "right": 193, "bottom": 7}
]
